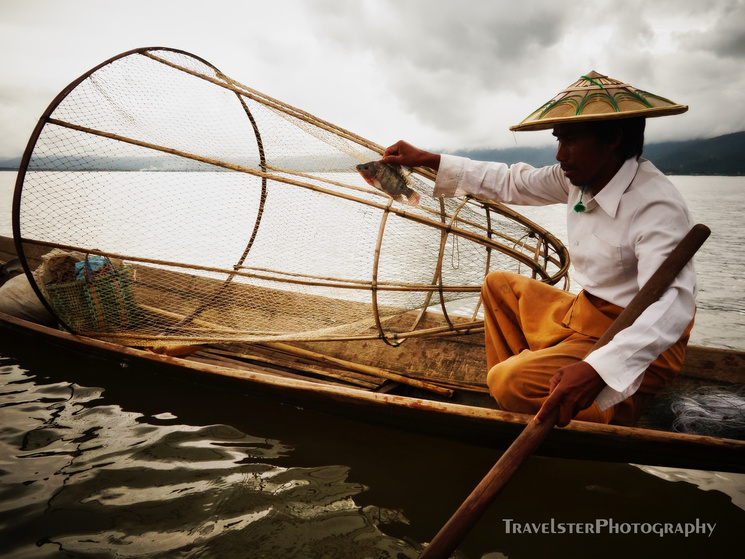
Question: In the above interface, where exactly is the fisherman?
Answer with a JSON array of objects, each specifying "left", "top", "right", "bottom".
[{"left": 383, "top": 71, "right": 696, "bottom": 427}]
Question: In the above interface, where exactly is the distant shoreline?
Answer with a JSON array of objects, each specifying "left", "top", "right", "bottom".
[
  {"left": 2, "top": 130, "right": 744, "bottom": 176},
  {"left": 0, "top": 166, "right": 742, "bottom": 177},
  {"left": 448, "top": 130, "right": 745, "bottom": 177}
]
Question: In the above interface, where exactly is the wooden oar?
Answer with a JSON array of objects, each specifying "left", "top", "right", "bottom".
[{"left": 419, "top": 223, "right": 711, "bottom": 559}]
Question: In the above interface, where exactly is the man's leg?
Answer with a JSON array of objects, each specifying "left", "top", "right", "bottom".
[
  {"left": 486, "top": 333, "right": 615, "bottom": 423},
  {"left": 480, "top": 271, "right": 576, "bottom": 367}
]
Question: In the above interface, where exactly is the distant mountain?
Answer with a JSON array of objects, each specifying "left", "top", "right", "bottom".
[
  {"left": 2, "top": 131, "right": 743, "bottom": 175},
  {"left": 449, "top": 131, "right": 745, "bottom": 176},
  {"left": 643, "top": 131, "right": 745, "bottom": 176},
  {"left": 0, "top": 156, "right": 21, "bottom": 170},
  {"left": 0, "top": 153, "right": 361, "bottom": 173}
]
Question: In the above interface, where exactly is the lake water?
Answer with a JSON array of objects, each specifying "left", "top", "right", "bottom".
[{"left": 1, "top": 170, "right": 745, "bottom": 558}]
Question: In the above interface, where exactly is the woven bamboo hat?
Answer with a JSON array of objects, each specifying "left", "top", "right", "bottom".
[{"left": 510, "top": 71, "right": 688, "bottom": 131}]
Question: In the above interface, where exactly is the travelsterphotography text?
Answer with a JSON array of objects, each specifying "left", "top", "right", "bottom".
[{"left": 502, "top": 518, "right": 716, "bottom": 538}]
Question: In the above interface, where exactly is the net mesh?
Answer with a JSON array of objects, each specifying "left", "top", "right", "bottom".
[{"left": 14, "top": 47, "right": 569, "bottom": 348}]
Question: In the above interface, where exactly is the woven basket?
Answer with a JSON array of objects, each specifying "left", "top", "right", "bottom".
[{"left": 44, "top": 266, "right": 141, "bottom": 333}]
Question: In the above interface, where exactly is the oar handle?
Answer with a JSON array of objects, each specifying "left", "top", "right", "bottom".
[{"left": 419, "top": 223, "right": 710, "bottom": 559}]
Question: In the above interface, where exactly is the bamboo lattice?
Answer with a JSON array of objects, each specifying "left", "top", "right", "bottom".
[{"left": 13, "top": 47, "right": 569, "bottom": 348}]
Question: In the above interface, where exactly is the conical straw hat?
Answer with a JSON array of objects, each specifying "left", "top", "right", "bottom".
[{"left": 510, "top": 71, "right": 688, "bottom": 131}]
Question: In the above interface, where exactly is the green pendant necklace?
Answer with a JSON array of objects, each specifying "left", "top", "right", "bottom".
[{"left": 574, "top": 185, "right": 587, "bottom": 213}]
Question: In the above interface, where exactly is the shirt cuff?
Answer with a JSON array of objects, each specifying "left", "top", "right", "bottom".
[
  {"left": 433, "top": 154, "right": 466, "bottom": 197},
  {"left": 586, "top": 346, "right": 645, "bottom": 410}
]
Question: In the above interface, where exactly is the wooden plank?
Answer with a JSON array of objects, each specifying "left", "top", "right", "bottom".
[
  {"left": 679, "top": 345, "right": 745, "bottom": 384},
  {"left": 292, "top": 312, "right": 488, "bottom": 386}
]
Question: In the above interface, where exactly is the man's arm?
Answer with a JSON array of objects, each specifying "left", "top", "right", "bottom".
[{"left": 383, "top": 140, "right": 441, "bottom": 170}]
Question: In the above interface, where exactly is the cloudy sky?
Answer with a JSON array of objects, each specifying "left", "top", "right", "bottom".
[{"left": 1, "top": 0, "right": 744, "bottom": 160}]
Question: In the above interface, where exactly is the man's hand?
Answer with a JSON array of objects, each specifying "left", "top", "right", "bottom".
[
  {"left": 383, "top": 140, "right": 441, "bottom": 170},
  {"left": 535, "top": 361, "right": 606, "bottom": 427}
]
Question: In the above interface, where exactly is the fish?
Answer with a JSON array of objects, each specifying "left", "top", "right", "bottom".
[{"left": 356, "top": 161, "right": 421, "bottom": 206}]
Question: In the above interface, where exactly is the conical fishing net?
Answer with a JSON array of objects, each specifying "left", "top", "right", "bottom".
[{"left": 13, "top": 47, "right": 568, "bottom": 348}]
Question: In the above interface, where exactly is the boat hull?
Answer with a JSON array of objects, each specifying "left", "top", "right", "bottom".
[{"left": 1, "top": 309, "right": 743, "bottom": 474}]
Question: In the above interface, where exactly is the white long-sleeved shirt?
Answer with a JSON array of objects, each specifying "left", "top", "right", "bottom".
[{"left": 434, "top": 154, "right": 697, "bottom": 409}]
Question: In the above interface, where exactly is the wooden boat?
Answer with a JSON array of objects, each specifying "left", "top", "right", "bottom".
[{"left": 1, "top": 234, "right": 744, "bottom": 474}]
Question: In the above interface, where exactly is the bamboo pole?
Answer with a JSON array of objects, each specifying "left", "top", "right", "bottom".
[
  {"left": 201, "top": 347, "right": 383, "bottom": 390},
  {"left": 259, "top": 341, "right": 454, "bottom": 398}
]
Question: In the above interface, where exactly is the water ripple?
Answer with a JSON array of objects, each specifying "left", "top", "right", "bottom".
[{"left": 1, "top": 363, "right": 419, "bottom": 558}]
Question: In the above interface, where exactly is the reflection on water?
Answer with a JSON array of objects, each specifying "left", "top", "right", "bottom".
[
  {"left": 634, "top": 465, "right": 745, "bottom": 511},
  {"left": 0, "top": 356, "right": 417, "bottom": 558}
]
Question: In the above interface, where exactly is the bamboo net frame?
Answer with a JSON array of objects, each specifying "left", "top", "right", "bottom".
[{"left": 13, "top": 47, "right": 569, "bottom": 348}]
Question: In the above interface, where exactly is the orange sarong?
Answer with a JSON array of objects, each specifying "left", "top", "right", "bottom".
[{"left": 481, "top": 271, "right": 693, "bottom": 425}]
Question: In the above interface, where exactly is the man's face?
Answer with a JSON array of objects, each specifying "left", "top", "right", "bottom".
[{"left": 552, "top": 123, "right": 621, "bottom": 192}]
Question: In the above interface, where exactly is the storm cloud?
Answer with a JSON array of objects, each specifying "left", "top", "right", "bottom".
[{"left": 1, "top": 0, "right": 744, "bottom": 158}]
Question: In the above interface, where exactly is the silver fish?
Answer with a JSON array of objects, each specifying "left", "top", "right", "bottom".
[{"left": 356, "top": 161, "right": 421, "bottom": 206}]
